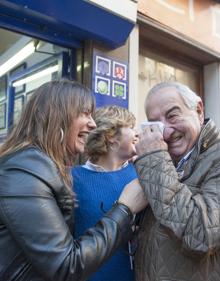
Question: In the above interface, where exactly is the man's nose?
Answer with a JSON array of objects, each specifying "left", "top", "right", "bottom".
[{"left": 163, "top": 126, "right": 175, "bottom": 141}]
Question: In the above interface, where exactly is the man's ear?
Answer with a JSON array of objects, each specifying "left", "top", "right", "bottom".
[{"left": 196, "top": 100, "right": 204, "bottom": 125}]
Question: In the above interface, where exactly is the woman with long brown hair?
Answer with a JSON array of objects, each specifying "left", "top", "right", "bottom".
[{"left": 0, "top": 80, "right": 147, "bottom": 281}]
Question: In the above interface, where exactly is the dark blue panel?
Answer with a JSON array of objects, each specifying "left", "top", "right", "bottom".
[{"left": 0, "top": 0, "right": 134, "bottom": 48}]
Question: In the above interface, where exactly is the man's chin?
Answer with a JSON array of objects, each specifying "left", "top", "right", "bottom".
[{"left": 168, "top": 150, "right": 183, "bottom": 162}]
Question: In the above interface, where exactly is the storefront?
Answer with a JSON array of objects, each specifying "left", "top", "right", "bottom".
[
  {"left": 2, "top": 0, "right": 220, "bottom": 139},
  {"left": 0, "top": 0, "right": 137, "bottom": 140},
  {"left": 129, "top": 0, "right": 220, "bottom": 127}
]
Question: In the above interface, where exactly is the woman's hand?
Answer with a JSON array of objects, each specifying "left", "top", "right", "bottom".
[{"left": 118, "top": 179, "right": 148, "bottom": 214}]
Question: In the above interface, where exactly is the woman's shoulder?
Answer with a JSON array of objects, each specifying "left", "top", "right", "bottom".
[
  {"left": 0, "top": 146, "right": 62, "bottom": 187},
  {"left": 1, "top": 146, "right": 53, "bottom": 168}
]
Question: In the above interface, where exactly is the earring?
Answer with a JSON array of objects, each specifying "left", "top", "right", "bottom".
[{"left": 60, "top": 128, "right": 64, "bottom": 143}]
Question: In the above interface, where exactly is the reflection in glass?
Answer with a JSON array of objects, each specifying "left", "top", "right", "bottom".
[
  {"left": 26, "top": 91, "right": 34, "bottom": 102},
  {"left": 13, "top": 96, "right": 24, "bottom": 125},
  {"left": 10, "top": 63, "right": 26, "bottom": 95},
  {"left": 138, "top": 54, "right": 198, "bottom": 125},
  {"left": 0, "top": 76, "right": 7, "bottom": 101},
  {"left": 0, "top": 103, "right": 6, "bottom": 129}
]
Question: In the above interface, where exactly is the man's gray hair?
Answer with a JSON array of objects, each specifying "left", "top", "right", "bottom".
[{"left": 145, "top": 81, "right": 202, "bottom": 111}]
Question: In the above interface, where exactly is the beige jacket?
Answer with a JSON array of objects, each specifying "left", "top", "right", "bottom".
[{"left": 135, "top": 119, "right": 220, "bottom": 281}]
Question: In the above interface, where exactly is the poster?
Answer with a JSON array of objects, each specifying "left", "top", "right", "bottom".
[{"left": 92, "top": 51, "right": 128, "bottom": 108}]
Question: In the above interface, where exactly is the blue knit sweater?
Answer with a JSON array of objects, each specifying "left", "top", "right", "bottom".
[{"left": 72, "top": 163, "right": 137, "bottom": 281}]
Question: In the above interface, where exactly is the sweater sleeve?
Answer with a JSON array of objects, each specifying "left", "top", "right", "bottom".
[{"left": 135, "top": 150, "right": 220, "bottom": 254}]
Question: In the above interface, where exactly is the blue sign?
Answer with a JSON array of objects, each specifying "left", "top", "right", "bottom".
[{"left": 92, "top": 51, "right": 128, "bottom": 108}]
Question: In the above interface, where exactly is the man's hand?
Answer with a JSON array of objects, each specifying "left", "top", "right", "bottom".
[{"left": 136, "top": 124, "right": 167, "bottom": 157}]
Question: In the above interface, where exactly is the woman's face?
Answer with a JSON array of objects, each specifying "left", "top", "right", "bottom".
[
  {"left": 67, "top": 111, "right": 96, "bottom": 155},
  {"left": 116, "top": 126, "right": 139, "bottom": 161}
]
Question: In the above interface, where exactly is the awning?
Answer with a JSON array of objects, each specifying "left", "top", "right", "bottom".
[{"left": 0, "top": 0, "right": 137, "bottom": 48}]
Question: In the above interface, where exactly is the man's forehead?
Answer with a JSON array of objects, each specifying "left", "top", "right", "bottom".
[
  {"left": 148, "top": 86, "right": 182, "bottom": 103},
  {"left": 153, "top": 86, "right": 180, "bottom": 97},
  {"left": 146, "top": 87, "right": 184, "bottom": 117}
]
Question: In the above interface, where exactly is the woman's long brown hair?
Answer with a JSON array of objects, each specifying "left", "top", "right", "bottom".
[{"left": 0, "top": 79, "right": 95, "bottom": 188}]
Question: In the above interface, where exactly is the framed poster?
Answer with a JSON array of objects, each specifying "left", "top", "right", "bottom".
[
  {"left": 95, "top": 55, "right": 111, "bottom": 76},
  {"left": 13, "top": 96, "right": 24, "bottom": 124},
  {"left": 0, "top": 103, "right": 6, "bottom": 129},
  {"left": 92, "top": 51, "right": 129, "bottom": 108},
  {"left": 10, "top": 63, "right": 26, "bottom": 94},
  {"left": 0, "top": 75, "right": 7, "bottom": 101}
]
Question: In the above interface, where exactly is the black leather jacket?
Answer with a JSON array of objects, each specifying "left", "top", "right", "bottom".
[{"left": 0, "top": 147, "right": 133, "bottom": 281}]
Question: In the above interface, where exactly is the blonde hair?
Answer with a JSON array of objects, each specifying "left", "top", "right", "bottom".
[
  {"left": 0, "top": 79, "right": 95, "bottom": 188},
  {"left": 86, "top": 105, "right": 135, "bottom": 163}
]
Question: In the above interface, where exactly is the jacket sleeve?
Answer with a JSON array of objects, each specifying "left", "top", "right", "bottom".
[
  {"left": 135, "top": 150, "right": 220, "bottom": 254},
  {"left": 0, "top": 167, "right": 133, "bottom": 281}
]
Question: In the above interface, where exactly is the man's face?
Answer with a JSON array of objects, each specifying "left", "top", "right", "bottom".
[{"left": 146, "top": 86, "right": 204, "bottom": 163}]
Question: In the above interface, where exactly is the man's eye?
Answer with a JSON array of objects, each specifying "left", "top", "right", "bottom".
[{"left": 168, "top": 113, "right": 178, "bottom": 120}]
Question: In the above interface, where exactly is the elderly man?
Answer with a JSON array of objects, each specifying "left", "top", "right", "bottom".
[{"left": 134, "top": 82, "right": 220, "bottom": 281}]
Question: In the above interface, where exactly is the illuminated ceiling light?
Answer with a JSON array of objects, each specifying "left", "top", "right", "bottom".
[
  {"left": 0, "top": 41, "right": 36, "bottom": 77},
  {"left": 13, "top": 65, "right": 59, "bottom": 87}
]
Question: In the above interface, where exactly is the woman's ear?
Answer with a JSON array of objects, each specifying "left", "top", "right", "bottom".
[
  {"left": 107, "top": 135, "right": 120, "bottom": 151},
  {"left": 110, "top": 141, "right": 120, "bottom": 152},
  {"left": 107, "top": 136, "right": 116, "bottom": 145}
]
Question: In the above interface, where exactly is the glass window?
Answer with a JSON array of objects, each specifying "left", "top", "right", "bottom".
[
  {"left": 0, "top": 28, "right": 74, "bottom": 140},
  {"left": 0, "top": 76, "right": 7, "bottom": 101},
  {"left": 13, "top": 96, "right": 24, "bottom": 125},
  {"left": 138, "top": 53, "right": 201, "bottom": 124},
  {"left": 0, "top": 102, "right": 6, "bottom": 134}
]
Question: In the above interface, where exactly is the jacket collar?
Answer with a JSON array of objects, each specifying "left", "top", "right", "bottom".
[{"left": 181, "top": 118, "right": 220, "bottom": 180}]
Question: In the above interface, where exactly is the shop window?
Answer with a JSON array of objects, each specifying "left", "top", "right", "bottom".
[
  {"left": 138, "top": 49, "right": 202, "bottom": 124},
  {"left": 0, "top": 75, "right": 7, "bottom": 101},
  {"left": 13, "top": 96, "right": 24, "bottom": 125},
  {"left": 0, "top": 76, "right": 7, "bottom": 135},
  {"left": 11, "top": 59, "right": 61, "bottom": 126},
  {"left": 10, "top": 63, "right": 26, "bottom": 95},
  {"left": 0, "top": 103, "right": 6, "bottom": 131}
]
